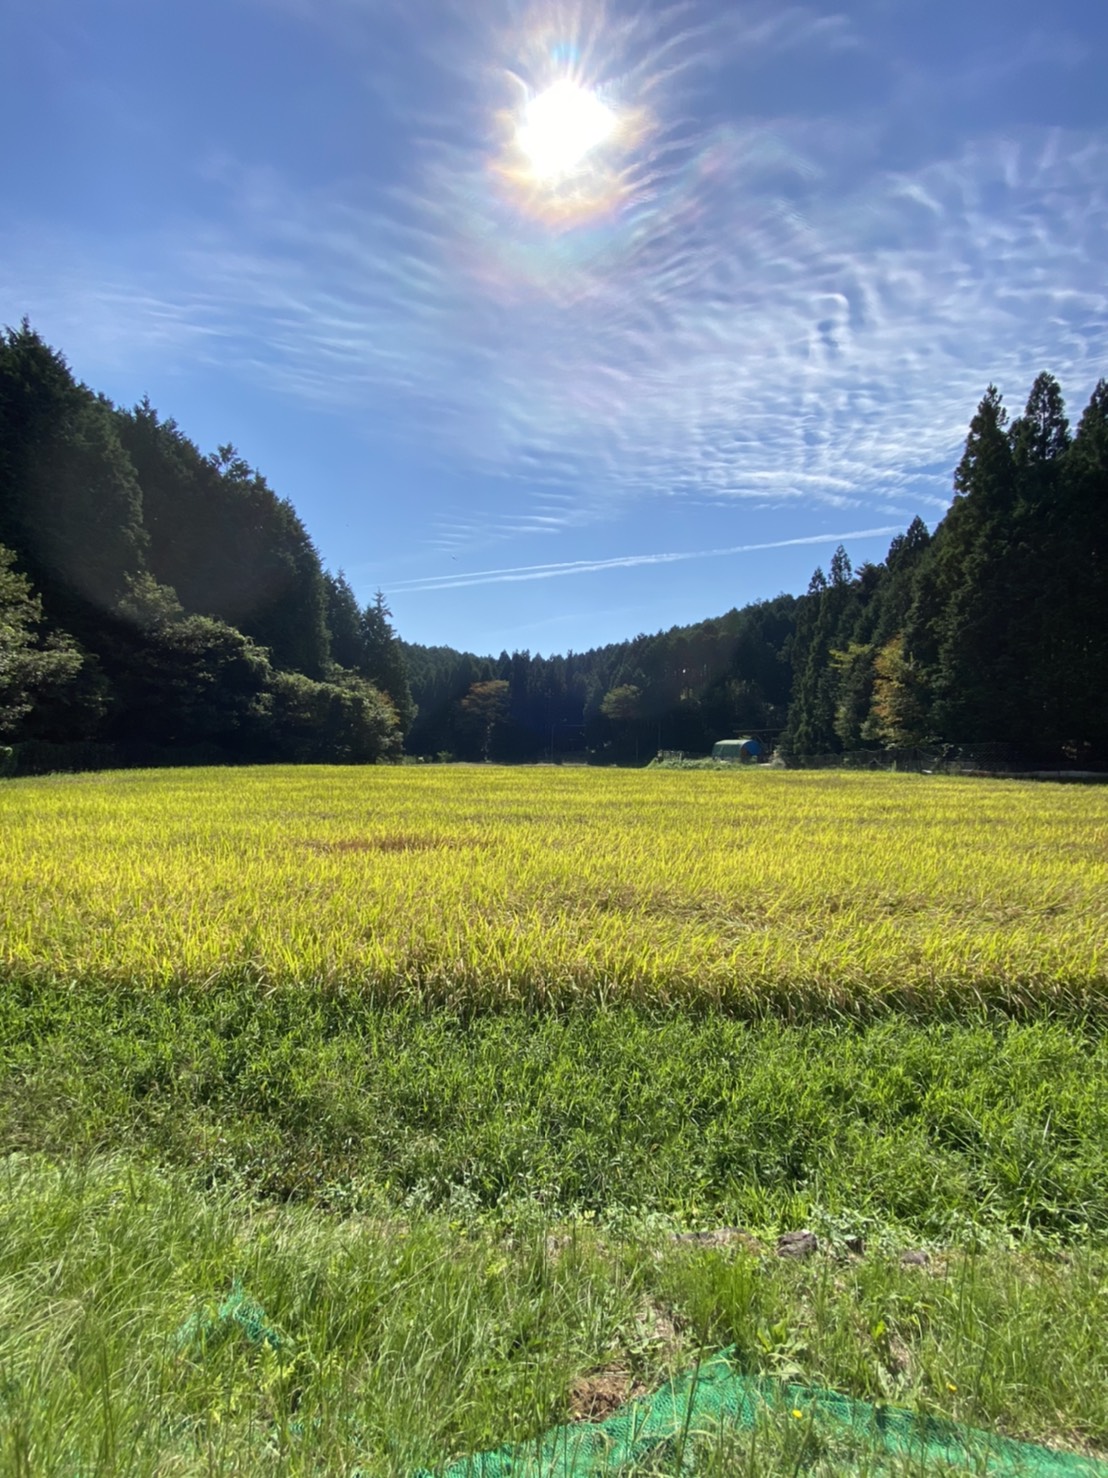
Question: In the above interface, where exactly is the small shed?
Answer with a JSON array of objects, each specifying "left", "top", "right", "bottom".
[{"left": 712, "top": 737, "right": 763, "bottom": 763}]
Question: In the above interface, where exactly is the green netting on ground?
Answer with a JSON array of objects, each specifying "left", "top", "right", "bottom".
[
  {"left": 175, "top": 1279, "right": 285, "bottom": 1354},
  {"left": 414, "top": 1351, "right": 1108, "bottom": 1478},
  {"left": 175, "top": 1290, "right": 1108, "bottom": 1477}
]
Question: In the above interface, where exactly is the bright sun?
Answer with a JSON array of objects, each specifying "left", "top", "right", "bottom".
[{"left": 517, "top": 79, "right": 617, "bottom": 181}]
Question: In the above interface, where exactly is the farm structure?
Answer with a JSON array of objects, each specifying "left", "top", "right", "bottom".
[{"left": 712, "top": 737, "right": 764, "bottom": 762}]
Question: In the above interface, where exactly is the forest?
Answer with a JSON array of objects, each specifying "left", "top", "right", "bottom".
[
  {"left": 0, "top": 322, "right": 413, "bottom": 772},
  {"left": 403, "top": 374, "right": 1108, "bottom": 766},
  {"left": 2, "top": 320, "right": 1106, "bottom": 772}
]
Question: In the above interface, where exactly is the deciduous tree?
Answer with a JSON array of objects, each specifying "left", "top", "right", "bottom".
[{"left": 458, "top": 679, "right": 510, "bottom": 760}]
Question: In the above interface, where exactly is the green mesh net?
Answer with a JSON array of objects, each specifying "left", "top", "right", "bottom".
[
  {"left": 174, "top": 1279, "right": 284, "bottom": 1354},
  {"left": 413, "top": 1348, "right": 1108, "bottom": 1477},
  {"left": 176, "top": 1290, "right": 1108, "bottom": 1476}
]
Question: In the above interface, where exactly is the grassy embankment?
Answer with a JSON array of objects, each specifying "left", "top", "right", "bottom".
[{"left": 2, "top": 766, "right": 1107, "bottom": 1473}]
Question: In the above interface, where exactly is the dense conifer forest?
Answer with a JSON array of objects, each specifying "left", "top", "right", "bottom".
[
  {"left": 402, "top": 372, "right": 1108, "bottom": 767},
  {"left": 2, "top": 321, "right": 1105, "bottom": 772},
  {"left": 0, "top": 323, "right": 412, "bottom": 771}
]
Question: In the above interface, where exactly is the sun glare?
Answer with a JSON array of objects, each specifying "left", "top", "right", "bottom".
[{"left": 517, "top": 79, "right": 617, "bottom": 181}]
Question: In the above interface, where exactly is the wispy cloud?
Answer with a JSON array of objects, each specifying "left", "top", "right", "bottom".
[
  {"left": 3, "top": 0, "right": 1106, "bottom": 561},
  {"left": 390, "top": 526, "right": 903, "bottom": 591},
  {"left": 171, "top": 114, "right": 1104, "bottom": 553}
]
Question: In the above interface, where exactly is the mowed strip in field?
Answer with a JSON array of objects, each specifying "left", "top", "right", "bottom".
[{"left": 1, "top": 766, "right": 1106, "bottom": 1015}]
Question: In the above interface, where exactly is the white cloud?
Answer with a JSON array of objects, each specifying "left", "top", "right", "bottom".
[
  {"left": 390, "top": 525, "right": 904, "bottom": 591},
  {"left": 3, "top": 0, "right": 1106, "bottom": 559}
]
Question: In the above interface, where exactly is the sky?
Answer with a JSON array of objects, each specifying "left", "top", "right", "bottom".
[{"left": 2, "top": 0, "right": 1106, "bottom": 656}]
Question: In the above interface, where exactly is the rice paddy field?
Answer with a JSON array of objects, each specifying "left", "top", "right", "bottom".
[
  {"left": 3, "top": 764, "right": 1108, "bottom": 1475},
  {"left": 4, "top": 765, "right": 1106, "bottom": 1013}
]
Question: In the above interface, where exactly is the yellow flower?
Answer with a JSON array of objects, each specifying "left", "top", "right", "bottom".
[
  {"left": 792, "top": 1409, "right": 804, "bottom": 1419},
  {"left": 946, "top": 1382, "right": 958, "bottom": 1393}
]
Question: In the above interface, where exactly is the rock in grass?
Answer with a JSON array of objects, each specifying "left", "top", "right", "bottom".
[{"left": 776, "top": 1229, "right": 819, "bottom": 1259}]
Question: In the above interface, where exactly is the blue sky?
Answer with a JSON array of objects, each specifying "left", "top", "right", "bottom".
[{"left": 3, "top": 0, "right": 1106, "bottom": 655}]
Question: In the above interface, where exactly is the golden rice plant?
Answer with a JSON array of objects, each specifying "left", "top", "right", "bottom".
[{"left": 1, "top": 766, "right": 1105, "bottom": 1015}]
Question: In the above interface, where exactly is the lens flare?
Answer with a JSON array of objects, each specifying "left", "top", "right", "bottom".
[{"left": 517, "top": 79, "right": 617, "bottom": 181}]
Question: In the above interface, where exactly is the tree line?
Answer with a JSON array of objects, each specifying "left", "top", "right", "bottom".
[
  {"left": 1, "top": 322, "right": 412, "bottom": 771},
  {"left": 2, "top": 320, "right": 1104, "bottom": 772},
  {"left": 402, "top": 373, "right": 1106, "bottom": 766},
  {"left": 400, "top": 593, "right": 797, "bottom": 763},
  {"left": 783, "top": 372, "right": 1106, "bottom": 761}
]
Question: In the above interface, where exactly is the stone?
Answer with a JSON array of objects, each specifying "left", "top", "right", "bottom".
[
  {"left": 899, "top": 1248, "right": 930, "bottom": 1267},
  {"left": 776, "top": 1229, "right": 819, "bottom": 1259}
]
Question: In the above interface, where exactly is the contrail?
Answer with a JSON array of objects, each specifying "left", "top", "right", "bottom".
[{"left": 390, "top": 525, "right": 905, "bottom": 591}]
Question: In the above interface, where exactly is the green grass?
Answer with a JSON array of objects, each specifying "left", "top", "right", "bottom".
[
  {"left": 2, "top": 765, "right": 1108, "bottom": 1471},
  {"left": 3, "top": 988, "right": 1107, "bottom": 1239},
  {"left": 3, "top": 1155, "right": 1108, "bottom": 1476}
]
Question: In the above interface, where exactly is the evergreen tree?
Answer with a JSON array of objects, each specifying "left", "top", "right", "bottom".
[
  {"left": 783, "top": 554, "right": 858, "bottom": 754},
  {"left": 361, "top": 592, "right": 415, "bottom": 736},
  {"left": 117, "top": 410, "right": 331, "bottom": 677},
  {"left": 323, "top": 571, "right": 366, "bottom": 672},
  {"left": 0, "top": 324, "right": 148, "bottom": 643},
  {"left": 1011, "top": 371, "right": 1071, "bottom": 482},
  {"left": 830, "top": 642, "right": 875, "bottom": 750},
  {"left": 829, "top": 545, "right": 853, "bottom": 587},
  {"left": 871, "top": 517, "right": 931, "bottom": 645},
  {"left": 1053, "top": 380, "right": 1108, "bottom": 752},
  {"left": 1009, "top": 373, "right": 1071, "bottom": 751},
  {"left": 928, "top": 386, "right": 1022, "bottom": 742}
]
